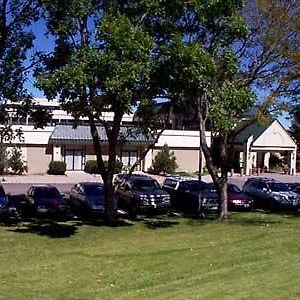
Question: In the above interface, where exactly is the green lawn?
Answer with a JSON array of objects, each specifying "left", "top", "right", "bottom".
[{"left": 1, "top": 212, "right": 300, "bottom": 300}]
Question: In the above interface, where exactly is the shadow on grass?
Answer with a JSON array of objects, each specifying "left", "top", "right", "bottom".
[
  {"left": 8, "top": 219, "right": 78, "bottom": 238},
  {"left": 6, "top": 215, "right": 134, "bottom": 238},
  {"left": 83, "top": 218, "right": 134, "bottom": 228},
  {"left": 134, "top": 214, "right": 180, "bottom": 229}
]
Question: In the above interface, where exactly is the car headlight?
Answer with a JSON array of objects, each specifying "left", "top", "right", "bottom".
[
  {"left": 273, "top": 195, "right": 287, "bottom": 202},
  {"left": 232, "top": 200, "right": 243, "bottom": 204},
  {"left": 139, "top": 195, "right": 148, "bottom": 203}
]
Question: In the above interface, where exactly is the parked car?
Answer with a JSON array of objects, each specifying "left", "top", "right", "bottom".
[
  {"left": 162, "top": 177, "right": 219, "bottom": 214},
  {"left": 115, "top": 174, "right": 170, "bottom": 216},
  {"left": 68, "top": 182, "right": 105, "bottom": 216},
  {"left": 227, "top": 184, "right": 253, "bottom": 211},
  {"left": 25, "top": 185, "right": 69, "bottom": 217},
  {"left": 0, "top": 184, "right": 9, "bottom": 219},
  {"left": 243, "top": 178, "right": 300, "bottom": 211},
  {"left": 286, "top": 183, "right": 300, "bottom": 195},
  {"left": 0, "top": 185, "right": 21, "bottom": 221}
]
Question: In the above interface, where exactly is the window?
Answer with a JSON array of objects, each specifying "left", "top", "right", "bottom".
[
  {"left": 121, "top": 151, "right": 138, "bottom": 168},
  {"left": 132, "top": 179, "right": 160, "bottom": 191},
  {"left": 164, "top": 179, "right": 177, "bottom": 189},
  {"left": 257, "top": 182, "right": 267, "bottom": 190}
]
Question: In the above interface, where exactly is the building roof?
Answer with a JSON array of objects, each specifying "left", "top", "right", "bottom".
[
  {"left": 49, "top": 125, "right": 155, "bottom": 145},
  {"left": 232, "top": 120, "right": 270, "bottom": 144}
]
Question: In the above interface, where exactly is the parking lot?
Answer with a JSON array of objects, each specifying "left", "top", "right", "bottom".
[{"left": 1, "top": 171, "right": 300, "bottom": 193}]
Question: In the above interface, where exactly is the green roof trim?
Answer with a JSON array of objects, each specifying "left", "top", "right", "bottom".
[
  {"left": 233, "top": 121, "right": 270, "bottom": 144},
  {"left": 49, "top": 125, "right": 155, "bottom": 145}
]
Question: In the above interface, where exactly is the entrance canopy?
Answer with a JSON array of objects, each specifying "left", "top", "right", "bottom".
[{"left": 231, "top": 120, "right": 297, "bottom": 175}]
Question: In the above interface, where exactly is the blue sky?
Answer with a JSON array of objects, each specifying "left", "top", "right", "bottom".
[{"left": 25, "top": 20, "right": 292, "bottom": 129}]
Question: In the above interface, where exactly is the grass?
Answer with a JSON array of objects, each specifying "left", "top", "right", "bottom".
[{"left": 1, "top": 212, "right": 300, "bottom": 299}]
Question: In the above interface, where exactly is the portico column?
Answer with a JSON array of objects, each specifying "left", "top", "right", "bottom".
[
  {"left": 143, "top": 149, "right": 152, "bottom": 172},
  {"left": 244, "top": 135, "right": 253, "bottom": 176},
  {"left": 264, "top": 152, "right": 270, "bottom": 171},
  {"left": 53, "top": 145, "right": 62, "bottom": 161},
  {"left": 289, "top": 148, "right": 297, "bottom": 175}
]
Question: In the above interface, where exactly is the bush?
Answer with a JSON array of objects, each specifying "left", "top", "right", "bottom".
[
  {"left": 84, "top": 159, "right": 123, "bottom": 174},
  {"left": 151, "top": 144, "right": 178, "bottom": 174},
  {"left": 104, "top": 159, "right": 123, "bottom": 174},
  {"left": 8, "top": 146, "right": 27, "bottom": 174},
  {"left": 0, "top": 146, "right": 8, "bottom": 175},
  {"left": 269, "top": 153, "right": 283, "bottom": 169},
  {"left": 47, "top": 161, "right": 66, "bottom": 175},
  {"left": 84, "top": 160, "right": 99, "bottom": 174}
]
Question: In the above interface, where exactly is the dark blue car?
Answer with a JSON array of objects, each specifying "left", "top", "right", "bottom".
[
  {"left": 0, "top": 185, "right": 9, "bottom": 219},
  {"left": 69, "top": 182, "right": 105, "bottom": 216}
]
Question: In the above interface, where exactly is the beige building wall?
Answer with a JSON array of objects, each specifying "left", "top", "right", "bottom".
[
  {"left": 153, "top": 148, "right": 200, "bottom": 173},
  {"left": 26, "top": 145, "right": 52, "bottom": 174}
]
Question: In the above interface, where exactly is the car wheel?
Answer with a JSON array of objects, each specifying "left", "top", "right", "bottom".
[
  {"left": 130, "top": 202, "right": 138, "bottom": 219},
  {"left": 269, "top": 199, "right": 277, "bottom": 212}
]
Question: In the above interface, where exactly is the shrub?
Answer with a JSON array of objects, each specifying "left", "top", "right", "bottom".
[
  {"left": 151, "top": 144, "right": 178, "bottom": 174},
  {"left": 269, "top": 153, "right": 283, "bottom": 169},
  {"left": 0, "top": 146, "right": 8, "bottom": 175},
  {"left": 8, "top": 146, "right": 27, "bottom": 174},
  {"left": 84, "top": 159, "right": 123, "bottom": 174},
  {"left": 104, "top": 159, "right": 123, "bottom": 174},
  {"left": 47, "top": 161, "right": 66, "bottom": 175},
  {"left": 84, "top": 160, "right": 99, "bottom": 174}
]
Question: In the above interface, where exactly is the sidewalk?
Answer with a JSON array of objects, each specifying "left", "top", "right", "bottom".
[
  {"left": 0, "top": 171, "right": 214, "bottom": 185},
  {"left": 2, "top": 171, "right": 298, "bottom": 185},
  {"left": 0, "top": 171, "right": 102, "bottom": 184}
]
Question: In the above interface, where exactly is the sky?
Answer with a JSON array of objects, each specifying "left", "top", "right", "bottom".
[{"left": 24, "top": 20, "right": 292, "bottom": 129}]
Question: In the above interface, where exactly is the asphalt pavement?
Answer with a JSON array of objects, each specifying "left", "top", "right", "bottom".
[{"left": 1, "top": 171, "right": 300, "bottom": 195}]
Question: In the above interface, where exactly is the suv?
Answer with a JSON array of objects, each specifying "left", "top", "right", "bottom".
[
  {"left": 0, "top": 184, "right": 9, "bottom": 219},
  {"left": 115, "top": 174, "right": 170, "bottom": 216},
  {"left": 162, "top": 177, "right": 219, "bottom": 214},
  {"left": 243, "top": 178, "right": 300, "bottom": 211}
]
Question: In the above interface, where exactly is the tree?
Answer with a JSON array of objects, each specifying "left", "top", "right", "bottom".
[
  {"left": 37, "top": 0, "right": 255, "bottom": 222},
  {"left": 130, "top": 1, "right": 254, "bottom": 220},
  {"left": 8, "top": 146, "right": 27, "bottom": 174},
  {"left": 290, "top": 105, "right": 300, "bottom": 170},
  {"left": 0, "top": 0, "right": 51, "bottom": 152},
  {"left": 37, "top": 1, "right": 154, "bottom": 225},
  {"left": 151, "top": 144, "right": 177, "bottom": 175},
  {"left": 239, "top": 0, "right": 300, "bottom": 114}
]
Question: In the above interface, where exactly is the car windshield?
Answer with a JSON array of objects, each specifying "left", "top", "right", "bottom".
[
  {"left": 204, "top": 183, "right": 217, "bottom": 192},
  {"left": 268, "top": 182, "right": 290, "bottom": 192},
  {"left": 35, "top": 187, "right": 61, "bottom": 198},
  {"left": 228, "top": 184, "right": 242, "bottom": 193},
  {"left": 0, "top": 195, "right": 7, "bottom": 204},
  {"left": 0, "top": 185, "right": 5, "bottom": 197},
  {"left": 182, "top": 182, "right": 204, "bottom": 191},
  {"left": 133, "top": 179, "right": 160, "bottom": 191},
  {"left": 84, "top": 184, "right": 104, "bottom": 195}
]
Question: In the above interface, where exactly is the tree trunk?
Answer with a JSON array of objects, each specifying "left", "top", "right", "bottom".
[
  {"left": 105, "top": 112, "right": 123, "bottom": 226},
  {"left": 197, "top": 96, "right": 218, "bottom": 183},
  {"left": 197, "top": 97, "right": 203, "bottom": 217},
  {"left": 217, "top": 181, "right": 228, "bottom": 221},
  {"left": 104, "top": 176, "right": 117, "bottom": 226},
  {"left": 88, "top": 117, "right": 107, "bottom": 181},
  {"left": 218, "top": 134, "right": 229, "bottom": 221},
  {"left": 197, "top": 95, "right": 229, "bottom": 221}
]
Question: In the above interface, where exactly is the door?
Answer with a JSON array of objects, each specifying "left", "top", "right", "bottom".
[
  {"left": 121, "top": 151, "right": 138, "bottom": 170},
  {"left": 73, "top": 150, "right": 83, "bottom": 170},
  {"left": 65, "top": 150, "right": 74, "bottom": 170},
  {"left": 65, "top": 149, "right": 84, "bottom": 170}
]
